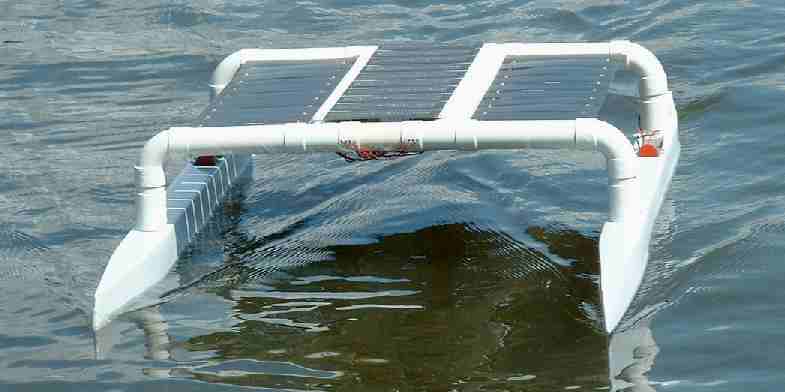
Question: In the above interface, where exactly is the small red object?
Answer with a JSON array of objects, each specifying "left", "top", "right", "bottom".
[
  {"left": 638, "top": 144, "right": 659, "bottom": 157},
  {"left": 194, "top": 155, "right": 217, "bottom": 166}
]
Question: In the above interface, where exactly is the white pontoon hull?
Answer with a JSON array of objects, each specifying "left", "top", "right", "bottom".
[{"left": 93, "top": 155, "right": 252, "bottom": 330}]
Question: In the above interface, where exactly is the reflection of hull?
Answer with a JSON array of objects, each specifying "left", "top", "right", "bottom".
[
  {"left": 93, "top": 306, "right": 171, "bottom": 361},
  {"left": 107, "top": 305, "right": 345, "bottom": 381},
  {"left": 132, "top": 306, "right": 171, "bottom": 362},
  {"left": 609, "top": 321, "right": 659, "bottom": 391},
  {"left": 111, "top": 304, "right": 662, "bottom": 389},
  {"left": 100, "top": 223, "right": 664, "bottom": 389},
  {"left": 97, "top": 306, "right": 173, "bottom": 378}
]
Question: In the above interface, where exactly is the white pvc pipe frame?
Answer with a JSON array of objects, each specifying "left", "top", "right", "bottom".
[{"left": 135, "top": 41, "right": 676, "bottom": 235}]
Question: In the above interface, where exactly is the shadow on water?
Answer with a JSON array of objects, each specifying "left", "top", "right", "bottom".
[{"left": 107, "top": 223, "right": 663, "bottom": 391}]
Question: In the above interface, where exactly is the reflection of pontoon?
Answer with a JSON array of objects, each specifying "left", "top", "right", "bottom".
[
  {"left": 114, "top": 273, "right": 662, "bottom": 389},
  {"left": 609, "top": 320, "right": 660, "bottom": 391},
  {"left": 94, "top": 42, "right": 679, "bottom": 332}
]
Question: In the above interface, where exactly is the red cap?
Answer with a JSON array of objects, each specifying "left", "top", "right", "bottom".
[
  {"left": 638, "top": 144, "right": 659, "bottom": 157},
  {"left": 194, "top": 156, "right": 218, "bottom": 166}
]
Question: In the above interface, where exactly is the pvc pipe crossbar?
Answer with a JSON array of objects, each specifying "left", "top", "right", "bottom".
[{"left": 134, "top": 118, "right": 639, "bottom": 233}]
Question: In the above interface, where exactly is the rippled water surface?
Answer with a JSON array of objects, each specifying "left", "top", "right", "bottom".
[{"left": 2, "top": 1, "right": 785, "bottom": 391}]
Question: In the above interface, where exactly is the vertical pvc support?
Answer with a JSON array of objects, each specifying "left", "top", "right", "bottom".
[
  {"left": 607, "top": 168, "right": 640, "bottom": 223},
  {"left": 609, "top": 41, "right": 676, "bottom": 133},
  {"left": 135, "top": 131, "right": 170, "bottom": 232},
  {"left": 639, "top": 92, "right": 677, "bottom": 133},
  {"left": 576, "top": 118, "right": 640, "bottom": 223},
  {"left": 134, "top": 183, "right": 166, "bottom": 231}
]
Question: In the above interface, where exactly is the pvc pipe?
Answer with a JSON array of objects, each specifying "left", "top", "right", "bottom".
[
  {"left": 134, "top": 185, "right": 167, "bottom": 231},
  {"left": 452, "top": 120, "right": 577, "bottom": 150},
  {"left": 135, "top": 132, "right": 169, "bottom": 231},
  {"left": 639, "top": 91, "right": 677, "bottom": 133},
  {"left": 134, "top": 119, "right": 638, "bottom": 231},
  {"left": 576, "top": 119, "right": 638, "bottom": 178},
  {"left": 609, "top": 41, "right": 676, "bottom": 134},
  {"left": 503, "top": 42, "right": 613, "bottom": 58},
  {"left": 142, "top": 120, "right": 638, "bottom": 159},
  {"left": 576, "top": 119, "right": 640, "bottom": 222},
  {"left": 210, "top": 50, "right": 245, "bottom": 100},
  {"left": 609, "top": 41, "right": 668, "bottom": 98}
]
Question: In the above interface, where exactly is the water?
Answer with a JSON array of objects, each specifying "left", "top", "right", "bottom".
[{"left": 1, "top": 0, "right": 784, "bottom": 390}]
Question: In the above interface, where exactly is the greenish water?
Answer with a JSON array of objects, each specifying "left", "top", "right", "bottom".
[{"left": 2, "top": 1, "right": 785, "bottom": 391}]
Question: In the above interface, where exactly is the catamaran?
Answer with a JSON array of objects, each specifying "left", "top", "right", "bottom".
[{"left": 93, "top": 41, "right": 680, "bottom": 333}]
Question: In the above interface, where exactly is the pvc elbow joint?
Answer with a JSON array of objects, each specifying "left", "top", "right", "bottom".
[
  {"left": 137, "top": 130, "right": 170, "bottom": 188},
  {"left": 575, "top": 119, "right": 638, "bottom": 182},
  {"left": 610, "top": 41, "right": 669, "bottom": 98},
  {"left": 210, "top": 50, "right": 247, "bottom": 99}
]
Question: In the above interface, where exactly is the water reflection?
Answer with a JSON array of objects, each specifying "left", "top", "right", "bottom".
[
  {"left": 131, "top": 307, "right": 170, "bottom": 359},
  {"left": 111, "top": 224, "right": 663, "bottom": 390},
  {"left": 609, "top": 319, "right": 660, "bottom": 392}
]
